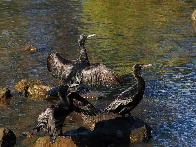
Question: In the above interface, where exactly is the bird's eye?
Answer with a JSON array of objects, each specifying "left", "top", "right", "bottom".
[{"left": 140, "top": 65, "right": 143, "bottom": 69}]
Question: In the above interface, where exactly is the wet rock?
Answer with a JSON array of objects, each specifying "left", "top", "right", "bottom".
[
  {"left": 0, "top": 127, "right": 16, "bottom": 147},
  {"left": 14, "top": 79, "right": 30, "bottom": 96},
  {"left": 34, "top": 136, "right": 77, "bottom": 147},
  {"left": 0, "top": 88, "right": 12, "bottom": 104},
  {"left": 92, "top": 117, "right": 152, "bottom": 144},
  {"left": 23, "top": 44, "right": 37, "bottom": 53},
  {"left": 191, "top": 10, "right": 196, "bottom": 31},
  {"left": 14, "top": 79, "right": 52, "bottom": 101},
  {"left": 65, "top": 116, "right": 152, "bottom": 147}
]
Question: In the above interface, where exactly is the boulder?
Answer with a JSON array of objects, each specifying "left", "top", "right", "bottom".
[
  {"left": 65, "top": 116, "right": 152, "bottom": 147},
  {"left": 93, "top": 117, "right": 152, "bottom": 143},
  {"left": 0, "top": 127, "right": 16, "bottom": 147}
]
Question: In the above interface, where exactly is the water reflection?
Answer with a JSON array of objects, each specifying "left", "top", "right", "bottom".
[
  {"left": 0, "top": 0, "right": 83, "bottom": 88},
  {"left": 0, "top": 0, "right": 196, "bottom": 146}
]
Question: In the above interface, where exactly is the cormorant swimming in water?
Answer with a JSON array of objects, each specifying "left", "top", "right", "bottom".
[
  {"left": 35, "top": 85, "right": 98, "bottom": 143},
  {"left": 47, "top": 34, "right": 122, "bottom": 88},
  {"left": 104, "top": 64, "right": 152, "bottom": 117}
]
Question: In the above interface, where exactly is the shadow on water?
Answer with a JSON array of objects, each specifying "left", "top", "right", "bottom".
[{"left": 0, "top": 0, "right": 196, "bottom": 146}]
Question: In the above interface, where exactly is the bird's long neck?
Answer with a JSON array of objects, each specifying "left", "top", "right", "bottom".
[
  {"left": 59, "top": 96, "right": 72, "bottom": 111},
  {"left": 78, "top": 40, "right": 90, "bottom": 66},
  {"left": 58, "top": 90, "right": 72, "bottom": 110},
  {"left": 133, "top": 70, "right": 145, "bottom": 94}
]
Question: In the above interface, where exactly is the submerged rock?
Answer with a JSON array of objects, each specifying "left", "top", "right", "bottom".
[
  {"left": 23, "top": 44, "right": 37, "bottom": 53},
  {"left": 0, "top": 127, "right": 16, "bottom": 147},
  {"left": 34, "top": 136, "right": 77, "bottom": 147},
  {"left": 0, "top": 88, "right": 12, "bottom": 104},
  {"left": 14, "top": 79, "right": 51, "bottom": 101}
]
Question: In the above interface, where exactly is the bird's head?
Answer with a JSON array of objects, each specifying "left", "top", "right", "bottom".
[
  {"left": 78, "top": 34, "right": 96, "bottom": 47},
  {"left": 133, "top": 64, "right": 152, "bottom": 75}
]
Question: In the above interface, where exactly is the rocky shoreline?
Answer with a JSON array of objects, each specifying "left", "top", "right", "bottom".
[{"left": 0, "top": 79, "right": 152, "bottom": 146}]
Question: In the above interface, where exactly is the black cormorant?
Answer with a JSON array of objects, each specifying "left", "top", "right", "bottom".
[
  {"left": 35, "top": 85, "right": 98, "bottom": 143},
  {"left": 47, "top": 34, "right": 122, "bottom": 88},
  {"left": 104, "top": 64, "right": 152, "bottom": 117}
]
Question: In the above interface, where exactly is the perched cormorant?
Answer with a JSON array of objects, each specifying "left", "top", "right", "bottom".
[
  {"left": 35, "top": 85, "right": 98, "bottom": 143},
  {"left": 104, "top": 64, "right": 152, "bottom": 117},
  {"left": 47, "top": 34, "right": 122, "bottom": 88}
]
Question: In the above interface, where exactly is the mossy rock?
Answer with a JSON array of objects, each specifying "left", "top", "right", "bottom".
[
  {"left": 34, "top": 136, "right": 77, "bottom": 147},
  {"left": 14, "top": 79, "right": 52, "bottom": 101}
]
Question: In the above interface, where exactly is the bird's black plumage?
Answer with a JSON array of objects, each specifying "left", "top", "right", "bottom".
[
  {"left": 47, "top": 34, "right": 122, "bottom": 88},
  {"left": 47, "top": 52, "right": 75, "bottom": 83},
  {"left": 35, "top": 85, "right": 98, "bottom": 143},
  {"left": 104, "top": 64, "right": 152, "bottom": 117}
]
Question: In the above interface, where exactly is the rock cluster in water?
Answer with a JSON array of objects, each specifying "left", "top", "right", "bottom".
[
  {"left": 33, "top": 116, "right": 151, "bottom": 147},
  {"left": 63, "top": 116, "right": 152, "bottom": 147}
]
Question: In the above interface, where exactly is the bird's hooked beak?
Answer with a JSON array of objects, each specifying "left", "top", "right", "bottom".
[
  {"left": 142, "top": 64, "right": 152, "bottom": 68},
  {"left": 87, "top": 34, "right": 96, "bottom": 38}
]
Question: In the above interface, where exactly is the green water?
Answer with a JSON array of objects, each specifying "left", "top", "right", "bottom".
[{"left": 0, "top": 0, "right": 195, "bottom": 146}]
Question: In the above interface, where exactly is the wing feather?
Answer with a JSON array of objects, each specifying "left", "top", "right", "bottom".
[
  {"left": 80, "top": 64, "right": 122, "bottom": 87},
  {"left": 47, "top": 52, "right": 75, "bottom": 81},
  {"left": 105, "top": 84, "right": 137, "bottom": 111},
  {"left": 36, "top": 106, "right": 58, "bottom": 143},
  {"left": 68, "top": 92, "right": 98, "bottom": 116}
]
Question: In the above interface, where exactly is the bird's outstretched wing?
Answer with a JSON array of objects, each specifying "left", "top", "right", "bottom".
[
  {"left": 36, "top": 105, "right": 58, "bottom": 143},
  {"left": 80, "top": 64, "right": 123, "bottom": 87},
  {"left": 68, "top": 92, "right": 98, "bottom": 116},
  {"left": 47, "top": 52, "right": 75, "bottom": 81},
  {"left": 105, "top": 84, "right": 137, "bottom": 111}
]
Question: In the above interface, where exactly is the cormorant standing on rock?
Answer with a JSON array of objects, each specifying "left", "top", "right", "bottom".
[
  {"left": 35, "top": 85, "right": 98, "bottom": 143},
  {"left": 104, "top": 64, "right": 152, "bottom": 117}
]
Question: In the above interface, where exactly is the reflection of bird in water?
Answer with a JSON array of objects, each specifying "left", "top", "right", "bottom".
[
  {"left": 34, "top": 85, "right": 98, "bottom": 143},
  {"left": 47, "top": 34, "right": 122, "bottom": 89},
  {"left": 104, "top": 64, "right": 152, "bottom": 117}
]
